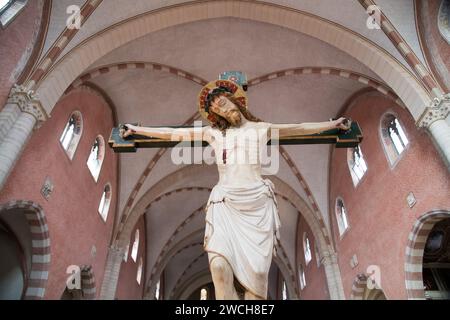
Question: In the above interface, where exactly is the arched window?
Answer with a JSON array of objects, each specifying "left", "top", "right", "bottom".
[
  {"left": 86, "top": 136, "right": 105, "bottom": 182},
  {"left": 60, "top": 111, "right": 82, "bottom": 160},
  {"left": 299, "top": 265, "right": 306, "bottom": 290},
  {"left": 380, "top": 114, "right": 409, "bottom": 166},
  {"left": 136, "top": 257, "right": 143, "bottom": 285},
  {"left": 303, "top": 233, "right": 312, "bottom": 265},
  {"left": 131, "top": 229, "right": 139, "bottom": 262},
  {"left": 438, "top": 0, "right": 450, "bottom": 44},
  {"left": 200, "top": 288, "right": 208, "bottom": 300},
  {"left": 0, "top": 0, "right": 10, "bottom": 9},
  {"left": 0, "top": 0, "right": 27, "bottom": 28},
  {"left": 335, "top": 198, "right": 349, "bottom": 237},
  {"left": 347, "top": 145, "right": 368, "bottom": 186},
  {"left": 155, "top": 280, "right": 161, "bottom": 300},
  {"left": 123, "top": 243, "right": 130, "bottom": 262},
  {"left": 98, "top": 184, "right": 111, "bottom": 222},
  {"left": 282, "top": 281, "right": 287, "bottom": 300}
]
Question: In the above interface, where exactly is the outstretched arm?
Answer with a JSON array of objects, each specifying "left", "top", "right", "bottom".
[
  {"left": 119, "top": 124, "right": 211, "bottom": 142},
  {"left": 270, "top": 117, "right": 351, "bottom": 138}
]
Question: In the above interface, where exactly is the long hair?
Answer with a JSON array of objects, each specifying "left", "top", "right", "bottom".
[{"left": 208, "top": 92, "right": 261, "bottom": 132}]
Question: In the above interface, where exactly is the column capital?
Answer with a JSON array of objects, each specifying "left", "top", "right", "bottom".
[
  {"left": 417, "top": 93, "right": 450, "bottom": 128},
  {"left": 321, "top": 251, "right": 338, "bottom": 266},
  {"left": 8, "top": 84, "right": 49, "bottom": 128}
]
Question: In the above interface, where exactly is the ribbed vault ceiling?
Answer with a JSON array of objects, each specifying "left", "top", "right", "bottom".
[{"left": 35, "top": 0, "right": 423, "bottom": 297}]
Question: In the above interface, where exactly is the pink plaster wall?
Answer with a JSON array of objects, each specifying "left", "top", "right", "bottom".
[
  {"left": 115, "top": 216, "right": 146, "bottom": 300},
  {"left": 0, "top": 1, "right": 43, "bottom": 107},
  {"left": 0, "top": 88, "right": 118, "bottom": 299},
  {"left": 329, "top": 91, "right": 450, "bottom": 299},
  {"left": 296, "top": 215, "right": 329, "bottom": 300}
]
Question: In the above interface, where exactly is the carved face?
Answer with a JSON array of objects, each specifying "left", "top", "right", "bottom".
[{"left": 210, "top": 95, "right": 242, "bottom": 126}]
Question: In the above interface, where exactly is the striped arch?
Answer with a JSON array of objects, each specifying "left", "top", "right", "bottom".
[
  {"left": 80, "top": 265, "right": 96, "bottom": 300},
  {"left": 0, "top": 200, "right": 51, "bottom": 300},
  {"left": 70, "top": 63, "right": 400, "bottom": 107},
  {"left": 358, "top": 0, "right": 443, "bottom": 98},
  {"left": 248, "top": 67, "right": 402, "bottom": 106},
  {"left": 24, "top": 0, "right": 102, "bottom": 89},
  {"left": 35, "top": 0, "right": 432, "bottom": 119},
  {"left": 349, "top": 273, "right": 387, "bottom": 300},
  {"left": 404, "top": 210, "right": 450, "bottom": 300},
  {"left": 68, "top": 62, "right": 207, "bottom": 91},
  {"left": 349, "top": 274, "right": 368, "bottom": 300}
]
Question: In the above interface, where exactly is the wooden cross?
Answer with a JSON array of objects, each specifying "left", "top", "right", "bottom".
[{"left": 108, "top": 122, "right": 363, "bottom": 153}]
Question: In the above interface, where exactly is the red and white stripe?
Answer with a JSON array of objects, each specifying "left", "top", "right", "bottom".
[
  {"left": 404, "top": 210, "right": 450, "bottom": 299},
  {"left": 249, "top": 67, "right": 402, "bottom": 106},
  {"left": 80, "top": 265, "right": 96, "bottom": 300},
  {"left": 68, "top": 62, "right": 208, "bottom": 93},
  {"left": 358, "top": 0, "right": 443, "bottom": 98},
  {"left": 0, "top": 200, "right": 50, "bottom": 300},
  {"left": 25, "top": 0, "right": 103, "bottom": 91},
  {"left": 349, "top": 274, "right": 368, "bottom": 300}
]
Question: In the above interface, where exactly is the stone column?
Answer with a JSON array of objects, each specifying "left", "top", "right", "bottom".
[
  {"left": 322, "top": 252, "right": 346, "bottom": 300},
  {"left": 0, "top": 103, "right": 21, "bottom": 143},
  {"left": 99, "top": 246, "right": 124, "bottom": 300},
  {"left": 0, "top": 85, "right": 48, "bottom": 190},
  {"left": 418, "top": 94, "right": 450, "bottom": 171}
]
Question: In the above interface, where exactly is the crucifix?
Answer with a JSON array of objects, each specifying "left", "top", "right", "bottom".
[
  {"left": 109, "top": 72, "right": 362, "bottom": 300},
  {"left": 108, "top": 121, "right": 362, "bottom": 152}
]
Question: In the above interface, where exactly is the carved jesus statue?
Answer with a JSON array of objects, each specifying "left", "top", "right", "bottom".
[{"left": 120, "top": 79, "right": 350, "bottom": 300}]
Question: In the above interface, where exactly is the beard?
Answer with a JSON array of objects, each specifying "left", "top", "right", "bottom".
[{"left": 227, "top": 110, "right": 242, "bottom": 126}]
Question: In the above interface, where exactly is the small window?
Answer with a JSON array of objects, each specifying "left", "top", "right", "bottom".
[
  {"left": 347, "top": 145, "right": 368, "bottom": 186},
  {"left": 155, "top": 280, "right": 161, "bottom": 300},
  {"left": 123, "top": 243, "right": 130, "bottom": 262},
  {"left": 303, "top": 233, "right": 312, "bottom": 266},
  {"left": 131, "top": 229, "right": 139, "bottom": 262},
  {"left": 299, "top": 265, "right": 306, "bottom": 290},
  {"left": 86, "top": 136, "right": 105, "bottom": 182},
  {"left": 98, "top": 184, "right": 111, "bottom": 222},
  {"left": 60, "top": 111, "right": 82, "bottom": 160},
  {"left": 0, "top": 0, "right": 11, "bottom": 12},
  {"left": 282, "top": 281, "right": 288, "bottom": 300},
  {"left": 136, "top": 257, "right": 143, "bottom": 284},
  {"left": 438, "top": 0, "right": 450, "bottom": 44},
  {"left": 0, "top": 0, "right": 27, "bottom": 28},
  {"left": 200, "top": 288, "right": 208, "bottom": 300},
  {"left": 380, "top": 114, "right": 409, "bottom": 166},
  {"left": 336, "top": 198, "right": 350, "bottom": 237}
]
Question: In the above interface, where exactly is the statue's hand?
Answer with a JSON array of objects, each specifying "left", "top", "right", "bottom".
[
  {"left": 335, "top": 117, "right": 351, "bottom": 131},
  {"left": 119, "top": 124, "right": 136, "bottom": 138}
]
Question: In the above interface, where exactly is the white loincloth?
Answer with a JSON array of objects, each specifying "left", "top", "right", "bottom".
[{"left": 203, "top": 178, "right": 281, "bottom": 299}]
